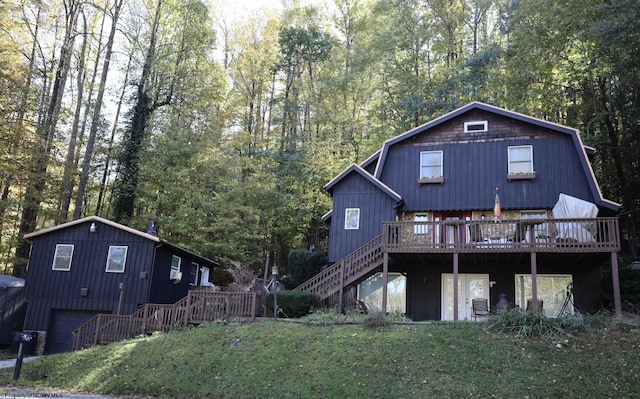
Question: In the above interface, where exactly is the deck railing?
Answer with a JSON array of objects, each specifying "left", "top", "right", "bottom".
[
  {"left": 72, "top": 291, "right": 257, "bottom": 351},
  {"left": 383, "top": 217, "right": 620, "bottom": 253},
  {"left": 295, "top": 235, "right": 384, "bottom": 300}
]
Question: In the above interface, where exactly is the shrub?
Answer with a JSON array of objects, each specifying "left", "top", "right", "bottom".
[
  {"left": 284, "top": 249, "right": 327, "bottom": 289},
  {"left": 266, "top": 290, "right": 320, "bottom": 318},
  {"left": 487, "top": 310, "right": 574, "bottom": 341},
  {"left": 363, "top": 312, "right": 390, "bottom": 329}
]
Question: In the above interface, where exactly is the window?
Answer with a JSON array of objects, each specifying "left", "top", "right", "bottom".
[
  {"left": 357, "top": 273, "right": 406, "bottom": 313},
  {"left": 515, "top": 274, "right": 573, "bottom": 317},
  {"left": 190, "top": 262, "right": 199, "bottom": 285},
  {"left": 200, "top": 267, "right": 212, "bottom": 286},
  {"left": 419, "top": 151, "right": 443, "bottom": 183},
  {"left": 414, "top": 214, "right": 429, "bottom": 234},
  {"left": 464, "top": 121, "right": 487, "bottom": 132},
  {"left": 106, "top": 246, "right": 127, "bottom": 273},
  {"left": 170, "top": 255, "right": 182, "bottom": 279},
  {"left": 345, "top": 208, "right": 360, "bottom": 230},
  {"left": 52, "top": 244, "right": 74, "bottom": 271},
  {"left": 508, "top": 145, "right": 535, "bottom": 179}
]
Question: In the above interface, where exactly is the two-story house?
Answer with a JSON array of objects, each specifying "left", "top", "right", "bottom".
[
  {"left": 297, "top": 102, "right": 622, "bottom": 321},
  {"left": 22, "top": 216, "right": 218, "bottom": 353}
]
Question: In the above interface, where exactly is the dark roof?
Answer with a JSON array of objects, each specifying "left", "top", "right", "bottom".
[
  {"left": 24, "top": 216, "right": 218, "bottom": 266},
  {"left": 325, "top": 163, "right": 402, "bottom": 203},
  {"left": 0, "top": 274, "right": 24, "bottom": 288}
]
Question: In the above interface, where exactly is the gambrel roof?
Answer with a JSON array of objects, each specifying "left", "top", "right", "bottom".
[{"left": 370, "top": 101, "right": 619, "bottom": 212}]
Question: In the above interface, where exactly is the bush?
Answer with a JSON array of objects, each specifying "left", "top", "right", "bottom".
[
  {"left": 284, "top": 249, "right": 327, "bottom": 289},
  {"left": 487, "top": 310, "right": 574, "bottom": 341},
  {"left": 266, "top": 290, "right": 320, "bottom": 318}
]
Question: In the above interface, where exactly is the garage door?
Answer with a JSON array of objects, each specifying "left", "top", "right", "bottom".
[{"left": 47, "top": 310, "right": 103, "bottom": 353}]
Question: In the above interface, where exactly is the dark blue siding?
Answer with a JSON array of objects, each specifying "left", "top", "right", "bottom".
[
  {"left": 328, "top": 173, "right": 397, "bottom": 263},
  {"left": 148, "top": 246, "right": 202, "bottom": 304},
  {"left": 23, "top": 221, "right": 156, "bottom": 332},
  {"left": 380, "top": 137, "right": 594, "bottom": 212}
]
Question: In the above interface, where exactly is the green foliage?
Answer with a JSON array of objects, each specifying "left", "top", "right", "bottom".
[
  {"left": 284, "top": 249, "right": 327, "bottom": 289},
  {"left": 602, "top": 267, "right": 640, "bottom": 313},
  {"left": 487, "top": 310, "right": 576, "bottom": 341},
  {"left": 211, "top": 268, "right": 234, "bottom": 287},
  {"left": 265, "top": 290, "right": 320, "bottom": 318},
  {"left": 1, "top": 318, "right": 639, "bottom": 398}
]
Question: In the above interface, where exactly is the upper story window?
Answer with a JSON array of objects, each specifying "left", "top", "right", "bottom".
[
  {"left": 345, "top": 208, "right": 360, "bottom": 230},
  {"left": 508, "top": 145, "right": 536, "bottom": 180},
  {"left": 419, "top": 151, "right": 444, "bottom": 183},
  {"left": 464, "top": 121, "right": 488, "bottom": 132},
  {"left": 52, "top": 244, "right": 74, "bottom": 271},
  {"left": 106, "top": 246, "right": 127, "bottom": 273}
]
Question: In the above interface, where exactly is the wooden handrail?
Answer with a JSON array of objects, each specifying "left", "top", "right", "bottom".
[
  {"left": 72, "top": 291, "right": 257, "bottom": 351},
  {"left": 384, "top": 217, "right": 619, "bottom": 253},
  {"left": 294, "top": 235, "right": 384, "bottom": 300}
]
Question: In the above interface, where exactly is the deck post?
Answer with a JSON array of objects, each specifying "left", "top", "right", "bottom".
[
  {"left": 453, "top": 252, "right": 459, "bottom": 321},
  {"left": 338, "top": 261, "right": 345, "bottom": 313},
  {"left": 382, "top": 252, "right": 389, "bottom": 313},
  {"left": 183, "top": 291, "right": 192, "bottom": 326},
  {"left": 611, "top": 252, "right": 622, "bottom": 317},
  {"left": 93, "top": 315, "right": 101, "bottom": 346},
  {"left": 530, "top": 252, "right": 538, "bottom": 303}
]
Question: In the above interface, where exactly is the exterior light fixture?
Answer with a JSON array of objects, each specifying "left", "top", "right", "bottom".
[{"left": 89, "top": 222, "right": 97, "bottom": 233}]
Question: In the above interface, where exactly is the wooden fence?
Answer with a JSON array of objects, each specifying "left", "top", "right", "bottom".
[{"left": 73, "top": 291, "right": 257, "bottom": 351}]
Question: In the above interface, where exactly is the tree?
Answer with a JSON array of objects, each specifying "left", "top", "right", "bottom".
[{"left": 13, "top": 0, "right": 83, "bottom": 277}]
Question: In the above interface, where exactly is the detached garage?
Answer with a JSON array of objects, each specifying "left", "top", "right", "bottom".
[
  {"left": 21, "top": 216, "right": 218, "bottom": 353},
  {"left": 47, "top": 310, "right": 104, "bottom": 353}
]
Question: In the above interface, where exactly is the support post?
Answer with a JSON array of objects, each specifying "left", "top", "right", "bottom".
[
  {"left": 338, "top": 261, "right": 345, "bottom": 313},
  {"left": 381, "top": 252, "right": 389, "bottom": 313},
  {"left": 453, "top": 253, "right": 459, "bottom": 321},
  {"left": 611, "top": 252, "right": 622, "bottom": 317},
  {"left": 530, "top": 252, "right": 538, "bottom": 304}
]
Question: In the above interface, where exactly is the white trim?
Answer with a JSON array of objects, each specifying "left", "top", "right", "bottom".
[
  {"left": 345, "top": 208, "right": 360, "bottom": 230},
  {"left": 170, "top": 255, "right": 182, "bottom": 279},
  {"left": 52, "top": 244, "right": 74, "bottom": 271},
  {"left": 464, "top": 121, "right": 488, "bottom": 132},
  {"left": 508, "top": 145, "right": 534, "bottom": 175},
  {"left": 419, "top": 150, "right": 443, "bottom": 180},
  {"left": 105, "top": 245, "right": 127, "bottom": 273}
]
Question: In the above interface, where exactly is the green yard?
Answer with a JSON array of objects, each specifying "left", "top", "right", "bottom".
[{"left": 1, "top": 314, "right": 638, "bottom": 398}]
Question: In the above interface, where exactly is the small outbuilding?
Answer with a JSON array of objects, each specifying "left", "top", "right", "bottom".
[
  {"left": 22, "top": 216, "right": 218, "bottom": 353},
  {"left": 0, "top": 274, "right": 26, "bottom": 347}
]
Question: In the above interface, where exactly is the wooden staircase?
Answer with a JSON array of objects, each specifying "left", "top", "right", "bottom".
[
  {"left": 72, "top": 291, "right": 257, "bottom": 351},
  {"left": 295, "top": 235, "right": 384, "bottom": 301}
]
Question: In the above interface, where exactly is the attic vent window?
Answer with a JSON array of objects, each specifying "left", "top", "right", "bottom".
[{"left": 464, "top": 121, "right": 488, "bottom": 132}]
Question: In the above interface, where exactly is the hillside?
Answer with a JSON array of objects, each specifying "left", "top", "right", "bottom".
[{"left": 1, "top": 316, "right": 639, "bottom": 398}]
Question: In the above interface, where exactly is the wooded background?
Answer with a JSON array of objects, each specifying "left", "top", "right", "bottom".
[{"left": 1, "top": 0, "right": 638, "bottom": 278}]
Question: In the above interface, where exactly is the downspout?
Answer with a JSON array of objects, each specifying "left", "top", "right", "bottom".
[{"left": 146, "top": 242, "right": 162, "bottom": 303}]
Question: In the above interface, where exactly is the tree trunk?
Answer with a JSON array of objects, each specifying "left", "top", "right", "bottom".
[
  {"left": 13, "top": 0, "right": 82, "bottom": 277},
  {"left": 59, "top": 10, "right": 89, "bottom": 222},
  {"left": 74, "top": 0, "right": 124, "bottom": 220}
]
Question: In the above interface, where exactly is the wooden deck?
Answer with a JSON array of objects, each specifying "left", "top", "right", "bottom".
[
  {"left": 383, "top": 218, "right": 619, "bottom": 253},
  {"left": 72, "top": 291, "right": 258, "bottom": 351},
  {"left": 295, "top": 217, "right": 620, "bottom": 305}
]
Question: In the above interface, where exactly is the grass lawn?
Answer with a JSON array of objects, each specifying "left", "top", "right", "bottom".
[{"left": 0, "top": 314, "right": 638, "bottom": 398}]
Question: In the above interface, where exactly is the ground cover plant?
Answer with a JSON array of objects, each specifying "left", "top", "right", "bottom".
[{"left": 0, "top": 314, "right": 638, "bottom": 398}]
